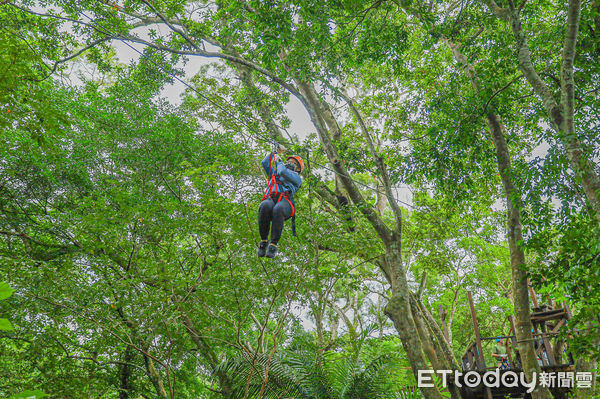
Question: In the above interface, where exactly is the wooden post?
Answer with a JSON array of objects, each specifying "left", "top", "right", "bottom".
[
  {"left": 527, "top": 278, "right": 540, "bottom": 308},
  {"left": 546, "top": 294, "right": 554, "bottom": 308},
  {"left": 564, "top": 302, "right": 572, "bottom": 319},
  {"left": 439, "top": 305, "right": 450, "bottom": 342},
  {"left": 506, "top": 342, "right": 514, "bottom": 367},
  {"left": 539, "top": 323, "right": 557, "bottom": 366},
  {"left": 467, "top": 291, "right": 492, "bottom": 399},
  {"left": 508, "top": 316, "right": 518, "bottom": 349},
  {"left": 551, "top": 318, "right": 566, "bottom": 334},
  {"left": 508, "top": 316, "right": 521, "bottom": 370}
]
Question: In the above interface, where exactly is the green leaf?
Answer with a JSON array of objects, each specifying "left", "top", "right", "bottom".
[
  {"left": 0, "top": 281, "right": 13, "bottom": 300},
  {"left": 8, "top": 390, "right": 47, "bottom": 399},
  {"left": 0, "top": 318, "right": 13, "bottom": 331}
]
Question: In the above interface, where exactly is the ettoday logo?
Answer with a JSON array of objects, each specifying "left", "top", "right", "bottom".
[
  {"left": 418, "top": 369, "right": 536, "bottom": 393},
  {"left": 417, "top": 370, "right": 593, "bottom": 392}
]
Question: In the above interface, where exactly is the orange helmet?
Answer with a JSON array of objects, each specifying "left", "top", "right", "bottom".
[{"left": 286, "top": 156, "right": 305, "bottom": 173}]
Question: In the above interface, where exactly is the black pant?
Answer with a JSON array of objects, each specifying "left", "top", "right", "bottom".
[{"left": 258, "top": 196, "right": 292, "bottom": 244}]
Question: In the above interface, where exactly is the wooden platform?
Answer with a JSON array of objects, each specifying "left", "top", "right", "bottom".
[{"left": 457, "top": 290, "right": 575, "bottom": 399}]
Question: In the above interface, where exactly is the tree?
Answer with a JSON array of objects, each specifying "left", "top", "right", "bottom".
[
  {"left": 2, "top": 1, "right": 598, "bottom": 398},
  {"left": 481, "top": 0, "right": 600, "bottom": 224}
]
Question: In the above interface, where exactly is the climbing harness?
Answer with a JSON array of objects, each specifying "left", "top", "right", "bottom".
[{"left": 262, "top": 143, "right": 297, "bottom": 236}]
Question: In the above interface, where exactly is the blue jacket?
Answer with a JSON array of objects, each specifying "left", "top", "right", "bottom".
[{"left": 261, "top": 152, "right": 302, "bottom": 197}]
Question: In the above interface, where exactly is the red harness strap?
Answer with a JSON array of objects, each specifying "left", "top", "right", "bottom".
[
  {"left": 262, "top": 153, "right": 295, "bottom": 217},
  {"left": 262, "top": 153, "right": 279, "bottom": 200},
  {"left": 277, "top": 192, "right": 295, "bottom": 217}
]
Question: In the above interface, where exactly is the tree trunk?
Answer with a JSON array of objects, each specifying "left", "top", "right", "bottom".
[
  {"left": 115, "top": 308, "right": 169, "bottom": 398},
  {"left": 410, "top": 295, "right": 442, "bottom": 371},
  {"left": 575, "top": 327, "right": 599, "bottom": 397},
  {"left": 182, "top": 315, "right": 234, "bottom": 398},
  {"left": 575, "top": 357, "right": 598, "bottom": 398},
  {"left": 118, "top": 346, "right": 134, "bottom": 399},
  {"left": 375, "top": 181, "right": 387, "bottom": 216},
  {"left": 409, "top": 296, "right": 462, "bottom": 399},
  {"left": 141, "top": 345, "right": 168, "bottom": 399},
  {"left": 413, "top": 295, "right": 463, "bottom": 399},
  {"left": 414, "top": 296, "right": 460, "bottom": 369},
  {"left": 442, "top": 33, "right": 552, "bottom": 398},
  {"left": 383, "top": 244, "right": 445, "bottom": 399},
  {"left": 486, "top": 113, "right": 553, "bottom": 399},
  {"left": 291, "top": 74, "right": 444, "bottom": 399}
]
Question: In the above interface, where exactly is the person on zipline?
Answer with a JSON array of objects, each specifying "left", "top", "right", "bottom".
[{"left": 258, "top": 146, "right": 304, "bottom": 258}]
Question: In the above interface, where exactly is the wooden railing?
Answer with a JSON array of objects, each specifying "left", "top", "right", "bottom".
[{"left": 460, "top": 293, "right": 575, "bottom": 375}]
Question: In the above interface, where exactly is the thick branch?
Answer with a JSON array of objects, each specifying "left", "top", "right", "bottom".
[
  {"left": 337, "top": 88, "right": 403, "bottom": 234},
  {"left": 444, "top": 35, "right": 553, "bottom": 398},
  {"left": 326, "top": 299, "right": 357, "bottom": 340},
  {"left": 480, "top": 0, "right": 510, "bottom": 20},
  {"left": 9, "top": 4, "right": 304, "bottom": 103},
  {"left": 293, "top": 79, "right": 392, "bottom": 244},
  {"left": 487, "top": 0, "right": 600, "bottom": 223},
  {"left": 491, "top": 4, "right": 564, "bottom": 127},
  {"left": 139, "top": 0, "right": 200, "bottom": 50},
  {"left": 560, "top": 0, "right": 581, "bottom": 131}
]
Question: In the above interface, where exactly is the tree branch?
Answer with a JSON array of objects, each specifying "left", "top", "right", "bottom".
[
  {"left": 335, "top": 86, "right": 403, "bottom": 235},
  {"left": 293, "top": 79, "right": 392, "bottom": 244},
  {"left": 9, "top": 4, "right": 305, "bottom": 103},
  {"left": 518, "top": 0, "right": 528, "bottom": 13},
  {"left": 325, "top": 299, "right": 357, "bottom": 339},
  {"left": 118, "top": 33, "right": 305, "bottom": 101},
  {"left": 139, "top": 0, "right": 200, "bottom": 51},
  {"left": 560, "top": 0, "right": 581, "bottom": 131},
  {"left": 483, "top": 74, "right": 524, "bottom": 113},
  {"left": 480, "top": 0, "right": 510, "bottom": 20},
  {"left": 8, "top": 3, "right": 104, "bottom": 33},
  {"left": 503, "top": 6, "right": 563, "bottom": 127},
  {"left": 43, "top": 37, "right": 112, "bottom": 77},
  {"left": 417, "top": 271, "right": 427, "bottom": 300}
]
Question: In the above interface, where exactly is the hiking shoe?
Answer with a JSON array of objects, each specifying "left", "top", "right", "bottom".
[
  {"left": 265, "top": 243, "right": 278, "bottom": 258},
  {"left": 257, "top": 241, "right": 269, "bottom": 257}
]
